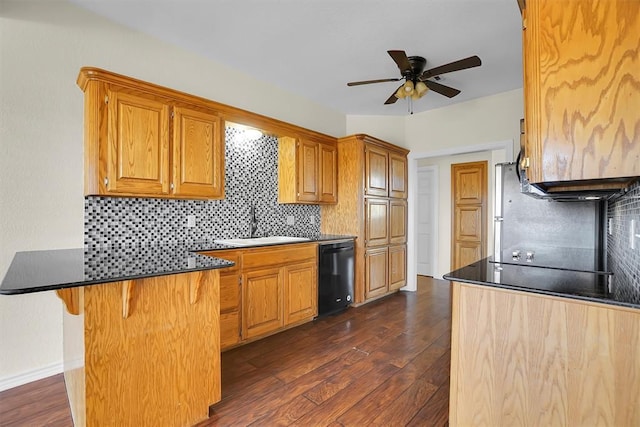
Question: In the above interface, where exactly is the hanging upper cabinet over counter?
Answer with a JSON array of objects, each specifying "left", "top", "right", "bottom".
[
  {"left": 520, "top": 0, "right": 640, "bottom": 192},
  {"left": 78, "top": 67, "right": 225, "bottom": 200},
  {"left": 278, "top": 136, "right": 338, "bottom": 204}
]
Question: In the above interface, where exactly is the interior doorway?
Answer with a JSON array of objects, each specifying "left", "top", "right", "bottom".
[{"left": 416, "top": 165, "right": 438, "bottom": 276}]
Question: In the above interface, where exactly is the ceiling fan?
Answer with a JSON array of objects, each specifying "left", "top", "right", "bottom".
[{"left": 347, "top": 50, "right": 482, "bottom": 112}]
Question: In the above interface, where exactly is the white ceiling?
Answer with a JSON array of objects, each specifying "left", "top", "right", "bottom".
[{"left": 71, "top": 0, "right": 523, "bottom": 116}]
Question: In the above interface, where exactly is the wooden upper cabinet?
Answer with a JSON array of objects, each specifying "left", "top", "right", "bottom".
[
  {"left": 389, "top": 153, "right": 407, "bottom": 198},
  {"left": 105, "top": 87, "right": 171, "bottom": 196},
  {"left": 79, "top": 69, "right": 225, "bottom": 200},
  {"left": 522, "top": 0, "right": 640, "bottom": 189},
  {"left": 278, "top": 136, "right": 338, "bottom": 204},
  {"left": 172, "top": 106, "right": 224, "bottom": 198},
  {"left": 319, "top": 142, "right": 338, "bottom": 203},
  {"left": 297, "top": 139, "right": 320, "bottom": 202},
  {"left": 365, "top": 144, "right": 389, "bottom": 197}
]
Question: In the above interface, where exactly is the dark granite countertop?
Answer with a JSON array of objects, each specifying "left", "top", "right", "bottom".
[
  {"left": 0, "top": 235, "right": 355, "bottom": 295},
  {"left": 444, "top": 257, "right": 639, "bottom": 310}
]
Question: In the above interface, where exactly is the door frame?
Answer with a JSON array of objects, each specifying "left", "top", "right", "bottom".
[
  {"left": 405, "top": 140, "right": 513, "bottom": 290},
  {"left": 416, "top": 165, "right": 439, "bottom": 277}
]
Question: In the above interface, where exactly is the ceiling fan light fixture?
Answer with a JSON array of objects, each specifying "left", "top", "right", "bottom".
[
  {"left": 403, "top": 80, "right": 414, "bottom": 94},
  {"left": 395, "top": 86, "right": 407, "bottom": 99},
  {"left": 415, "top": 81, "right": 428, "bottom": 97}
]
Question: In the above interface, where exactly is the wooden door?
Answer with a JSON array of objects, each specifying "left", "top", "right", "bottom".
[
  {"left": 389, "top": 245, "right": 406, "bottom": 291},
  {"left": 106, "top": 87, "right": 170, "bottom": 195},
  {"left": 365, "top": 247, "right": 388, "bottom": 299},
  {"left": 242, "top": 267, "right": 283, "bottom": 339},
  {"left": 297, "top": 139, "right": 319, "bottom": 202},
  {"left": 389, "top": 153, "right": 408, "bottom": 198},
  {"left": 365, "top": 144, "right": 388, "bottom": 197},
  {"left": 319, "top": 143, "right": 338, "bottom": 203},
  {"left": 284, "top": 261, "right": 317, "bottom": 325},
  {"left": 389, "top": 199, "right": 407, "bottom": 245},
  {"left": 451, "top": 161, "right": 487, "bottom": 270},
  {"left": 172, "top": 106, "right": 225, "bottom": 198},
  {"left": 365, "top": 198, "right": 389, "bottom": 247}
]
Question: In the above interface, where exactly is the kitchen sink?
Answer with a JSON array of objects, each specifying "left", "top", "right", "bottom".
[{"left": 214, "top": 236, "right": 311, "bottom": 247}]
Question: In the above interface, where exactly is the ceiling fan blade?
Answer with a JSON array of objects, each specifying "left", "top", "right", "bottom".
[
  {"left": 425, "top": 80, "right": 461, "bottom": 98},
  {"left": 388, "top": 50, "right": 412, "bottom": 74},
  {"left": 384, "top": 85, "right": 403, "bottom": 104},
  {"left": 347, "top": 78, "right": 401, "bottom": 87},
  {"left": 420, "top": 55, "right": 482, "bottom": 80}
]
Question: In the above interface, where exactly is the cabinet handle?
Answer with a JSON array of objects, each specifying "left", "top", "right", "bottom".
[
  {"left": 104, "top": 96, "right": 109, "bottom": 104},
  {"left": 523, "top": 157, "right": 530, "bottom": 169},
  {"left": 104, "top": 177, "right": 109, "bottom": 186},
  {"left": 170, "top": 183, "right": 174, "bottom": 190}
]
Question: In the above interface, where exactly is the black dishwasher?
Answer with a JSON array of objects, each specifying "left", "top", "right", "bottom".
[{"left": 318, "top": 240, "right": 354, "bottom": 316}]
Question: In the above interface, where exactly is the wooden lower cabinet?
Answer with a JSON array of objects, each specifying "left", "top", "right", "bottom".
[
  {"left": 389, "top": 244, "right": 406, "bottom": 291},
  {"left": 242, "top": 267, "right": 283, "bottom": 339},
  {"left": 450, "top": 281, "right": 640, "bottom": 426},
  {"left": 284, "top": 261, "right": 318, "bottom": 325},
  {"left": 202, "top": 243, "right": 318, "bottom": 348},
  {"left": 365, "top": 247, "right": 388, "bottom": 299}
]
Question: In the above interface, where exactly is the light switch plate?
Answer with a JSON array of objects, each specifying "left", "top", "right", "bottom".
[
  {"left": 310, "top": 216, "right": 315, "bottom": 225},
  {"left": 187, "top": 215, "right": 196, "bottom": 228},
  {"left": 286, "top": 215, "right": 295, "bottom": 225}
]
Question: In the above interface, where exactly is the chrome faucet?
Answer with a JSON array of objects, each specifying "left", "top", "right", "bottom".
[{"left": 249, "top": 205, "right": 258, "bottom": 238}]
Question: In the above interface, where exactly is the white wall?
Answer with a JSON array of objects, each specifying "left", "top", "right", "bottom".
[
  {"left": 405, "top": 89, "right": 523, "bottom": 154},
  {"left": 345, "top": 115, "right": 406, "bottom": 147},
  {"left": 0, "top": 0, "right": 345, "bottom": 388}
]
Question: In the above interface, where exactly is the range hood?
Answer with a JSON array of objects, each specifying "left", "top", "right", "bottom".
[{"left": 518, "top": 160, "right": 633, "bottom": 202}]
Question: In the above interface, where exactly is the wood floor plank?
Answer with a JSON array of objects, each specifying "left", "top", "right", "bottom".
[{"left": 0, "top": 276, "right": 451, "bottom": 427}]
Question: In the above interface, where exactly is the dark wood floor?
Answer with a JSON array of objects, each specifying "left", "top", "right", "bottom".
[{"left": 0, "top": 276, "right": 452, "bottom": 427}]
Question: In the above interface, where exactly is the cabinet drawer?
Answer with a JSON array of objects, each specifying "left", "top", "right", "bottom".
[
  {"left": 219, "top": 273, "right": 240, "bottom": 313},
  {"left": 220, "top": 311, "right": 240, "bottom": 350},
  {"left": 242, "top": 244, "right": 317, "bottom": 269}
]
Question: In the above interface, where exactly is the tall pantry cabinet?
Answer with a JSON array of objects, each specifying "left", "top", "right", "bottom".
[{"left": 322, "top": 134, "right": 408, "bottom": 304}]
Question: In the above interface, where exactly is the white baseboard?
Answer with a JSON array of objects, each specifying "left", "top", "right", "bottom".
[{"left": 0, "top": 362, "right": 64, "bottom": 392}]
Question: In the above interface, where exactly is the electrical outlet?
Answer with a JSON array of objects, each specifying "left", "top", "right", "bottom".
[
  {"left": 187, "top": 257, "right": 196, "bottom": 269},
  {"left": 286, "top": 215, "right": 295, "bottom": 226},
  {"left": 187, "top": 215, "right": 196, "bottom": 228},
  {"left": 310, "top": 216, "right": 315, "bottom": 225}
]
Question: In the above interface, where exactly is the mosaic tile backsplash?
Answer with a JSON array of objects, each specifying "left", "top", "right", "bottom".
[
  {"left": 85, "top": 128, "right": 321, "bottom": 248},
  {"left": 607, "top": 180, "right": 640, "bottom": 304}
]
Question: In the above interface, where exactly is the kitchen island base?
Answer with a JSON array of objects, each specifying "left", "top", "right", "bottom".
[
  {"left": 449, "top": 281, "right": 640, "bottom": 426},
  {"left": 59, "top": 270, "right": 221, "bottom": 427}
]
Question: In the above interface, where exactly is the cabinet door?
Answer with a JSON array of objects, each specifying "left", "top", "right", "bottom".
[
  {"left": 172, "top": 106, "right": 225, "bottom": 198},
  {"left": 106, "top": 88, "right": 170, "bottom": 195},
  {"left": 389, "top": 245, "right": 406, "bottom": 291},
  {"left": 297, "top": 139, "right": 319, "bottom": 202},
  {"left": 365, "top": 247, "right": 388, "bottom": 300},
  {"left": 242, "top": 267, "right": 283, "bottom": 339},
  {"left": 365, "top": 144, "right": 389, "bottom": 197},
  {"left": 524, "top": 0, "right": 640, "bottom": 183},
  {"left": 319, "top": 143, "right": 338, "bottom": 203},
  {"left": 389, "top": 153, "right": 407, "bottom": 199},
  {"left": 284, "top": 261, "right": 317, "bottom": 325},
  {"left": 365, "top": 198, "right": 389, "bottom": 247},
  {"left": 389, "top": 199, "right": 407, "bottom": 245}
]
